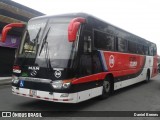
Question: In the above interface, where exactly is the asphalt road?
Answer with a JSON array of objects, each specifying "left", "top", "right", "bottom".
[{"left": 0, "top": 74, "right": 160, "bottom": 120}]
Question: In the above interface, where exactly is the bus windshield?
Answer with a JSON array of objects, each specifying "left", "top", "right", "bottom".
[{"left": 17, "top": 17, "right": 76, "bottom": 68}]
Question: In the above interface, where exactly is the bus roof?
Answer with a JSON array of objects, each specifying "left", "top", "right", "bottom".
[{"left": 29, "top": 13, "right": 156, "bottom": 46}]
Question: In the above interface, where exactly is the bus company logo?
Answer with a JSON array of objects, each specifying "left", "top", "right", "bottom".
[
  {"left": 54, "top": 70, "right": 62, "bottom": 78},
  {"left": 30, "top": 70, "right": 37, "bottom": 76},
  {"left": 109, "top": 55, "right": 115, "bottom": 68},
  {"left": 28, "top": 66, "right": 40, "bottom": 71},
  {"left": 129, "top": 57, "right": 137, "bottom": 68},
  {"left": 130, "top": 61, "right": 137, "bottom": 67}
]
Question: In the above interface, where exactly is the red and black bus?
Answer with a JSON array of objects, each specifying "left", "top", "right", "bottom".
[{"left": 1, "top": 13, "right": 158, "bottom": 103}]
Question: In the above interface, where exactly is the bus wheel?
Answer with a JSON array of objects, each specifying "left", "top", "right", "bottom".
[
  {"left": 100, "top": 77, "right": 111, "bottom": 99},
  {"left": 145, "top": 71, "right": 150, "bottom": 83}
]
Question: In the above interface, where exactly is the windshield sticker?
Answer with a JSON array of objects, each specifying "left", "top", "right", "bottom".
[
  {"left": 24, "top": 43, "right": 36, "bottom": 53},
  {"left": 20, "top": 80, "right": 24, "bottom": 87}
]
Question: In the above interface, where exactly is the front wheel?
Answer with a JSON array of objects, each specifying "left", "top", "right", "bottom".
[{"left": 100, "top": 77, "right": 111, "bottom": 99}]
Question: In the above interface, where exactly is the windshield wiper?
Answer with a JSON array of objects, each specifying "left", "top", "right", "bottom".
[
  {"left": 33, "top": 27, "right": 41, "bottom": 44},
  {"left": 38, "top": 27, "right": 52, "bottom": 72},
  {"left": 39, "top": 27, "right": 51, "bottom": 56}
]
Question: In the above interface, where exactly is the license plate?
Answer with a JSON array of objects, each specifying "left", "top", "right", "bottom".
[{"left": 29, "top": 90, "right": 37, "bottom": 96}]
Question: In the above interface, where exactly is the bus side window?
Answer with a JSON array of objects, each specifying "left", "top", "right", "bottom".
[
  {"left": 105, "top": 34, "right": 114, "bottom": 51},
  {"left": 153, "top": 45, "right": 157, "bottom": 56},
  {"left": 94, "top": 30, "right": 114, "bottom": 51},
  {"left": 117, "top": 38, "right": 127, "bottom": 52},
  {"left": 128, "top": 41, "right": 137, "bottom": 54},
  {"left": 137, "top": 44, "right": 144, "bottom": 55},
  {"left": 149, "top": 47, "right": 154, "bottom": 56},
  {"left": 143, "top": 46, "right": 149, "bottom": 55},
  {"left": 94, "top": 30, "right": 106, "bottom": 50}
]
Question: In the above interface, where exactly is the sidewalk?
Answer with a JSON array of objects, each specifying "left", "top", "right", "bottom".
[{"left": 0, "top": 77, "right": 12, "bottom": 85}]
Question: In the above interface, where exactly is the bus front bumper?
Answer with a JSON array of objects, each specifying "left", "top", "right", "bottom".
[{"left": 12, "top": 86, "right": 78, "bottom": 103}]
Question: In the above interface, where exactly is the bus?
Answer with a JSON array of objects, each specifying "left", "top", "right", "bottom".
[{"left": 1, "top": 13, "right": 158, "bottom": 103}]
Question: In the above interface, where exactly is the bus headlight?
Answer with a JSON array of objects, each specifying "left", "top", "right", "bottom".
[
  {"left": 62, "top": 82, "right": 71, "bottom": 89},
  {"left": 51, "top": 80, "right": 71, "bottom": 89},
  {"left": 52, "top": 80, "right": 63, "bottom": 89},
  {"left": 12, "top": 75, "right": 19, "bottom": 84}
]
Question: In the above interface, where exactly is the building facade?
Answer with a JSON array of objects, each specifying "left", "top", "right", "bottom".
[{"left": 0, "top": 0, "right": 44, "bottom": 76}]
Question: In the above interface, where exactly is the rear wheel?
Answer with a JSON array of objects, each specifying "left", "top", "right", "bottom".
[{"left": 100, "top": 77, "right": 111, "bottom": 99}]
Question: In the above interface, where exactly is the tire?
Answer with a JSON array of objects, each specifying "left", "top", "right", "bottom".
[
  {"left": 100, "top": 77, "right": 112, "bottom": 99},
  {"left": 145, "top": 71, "right": 150, "bottom": 83}
]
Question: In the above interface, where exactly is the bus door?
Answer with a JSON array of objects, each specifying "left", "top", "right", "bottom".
[
  {"left": 78, "top": 30, "right": 93, "bottom": 77},
  {"left": 78, "top": 28, "right": 104, "bottom": 77}
]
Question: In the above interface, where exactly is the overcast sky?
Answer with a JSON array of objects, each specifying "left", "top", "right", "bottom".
[{"left": 12, "top": 0, "right": 160, "bottom": 54}]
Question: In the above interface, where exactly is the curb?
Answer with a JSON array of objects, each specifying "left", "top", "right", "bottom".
[{"left": 0, "top": 77, "right": 12, "bottom": 85}]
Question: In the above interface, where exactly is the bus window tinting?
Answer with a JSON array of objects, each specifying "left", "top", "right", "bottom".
[
  {"left": 128, "top": 41, "right": 136, "bottom": 53},
  {"left": 143, "top": 46, "right": 149, "bottom": 55},
  {"left": 117, "top": 38, "right": 126, "bottom": 52},
  {"left": 137, "top": 44, "right": 144, "bottom": 54},
  {"left": 94, "top": 30, "right": 114, "bottom": 51},
  {"left": 149, "top": 47, "right": 154, "bottom": 56},
  {"left": 153, "top": 45, "right": 157, "bottom": 55}
]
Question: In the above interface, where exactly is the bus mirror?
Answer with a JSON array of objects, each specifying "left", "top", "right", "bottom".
[
  {"left": 68, "top": 17, "right": 86, "bottom": 42},
  {"left": 1, "top": 23, "right": 25, "bottom": 42},
  {"left": 1, "top": 27, "right": 12, "bottom": 42}
]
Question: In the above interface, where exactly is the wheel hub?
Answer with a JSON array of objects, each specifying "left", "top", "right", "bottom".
[{"left": 103, "top": 81, "right": 110, "bottom": 93}]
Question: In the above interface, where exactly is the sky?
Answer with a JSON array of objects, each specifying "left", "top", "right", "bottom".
[{"left": 12, "top": 0, "right": 160, "bottom": 54}]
